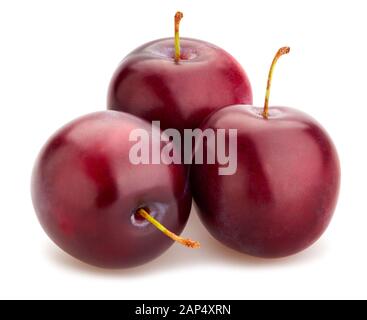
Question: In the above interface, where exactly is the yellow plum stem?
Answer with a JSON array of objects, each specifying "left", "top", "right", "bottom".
[
  {"left": 137, "top": 208, "right": 200, "bottom": 249},
  {"left": 174, "top": 11, "right": 184, "bottom": 62},
  {"left": 263, "top": 47, "right": 291, "bottom": 119}
]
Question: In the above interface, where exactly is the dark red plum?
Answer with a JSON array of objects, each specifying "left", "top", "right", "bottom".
[
  {"left": 107, "top": 12, "right": 252, "bottom": 132},
  {"left": 191, "top": 48, "right": 340, "bottom": 258},
  {"left": 32, "top": 111, "right": 195, "bottom": 269}
]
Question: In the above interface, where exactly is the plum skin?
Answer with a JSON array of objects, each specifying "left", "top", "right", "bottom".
[
  {"left": 32, "top": 111, "right": 192, "bottom": 268},
  {"left": 191, "top": 105, "right": 340, "bottom": 258},
  {"left": 107, "top": 38, "right": 253, "bottom": 133}
]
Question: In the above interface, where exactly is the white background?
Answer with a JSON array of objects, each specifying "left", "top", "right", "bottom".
[{"left": 0, "top": 0, "right": 366, "bottom": 300}]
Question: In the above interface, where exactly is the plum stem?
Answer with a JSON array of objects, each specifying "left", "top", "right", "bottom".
[
  {"left": 263, "top": 47, "right": 291, "bottom": 119},
  {"left": 174, "top": 11, "right": 184, "bottom": 62},
  {"left": 137, "top": 208, "right": 200, "bottom": 249}
]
